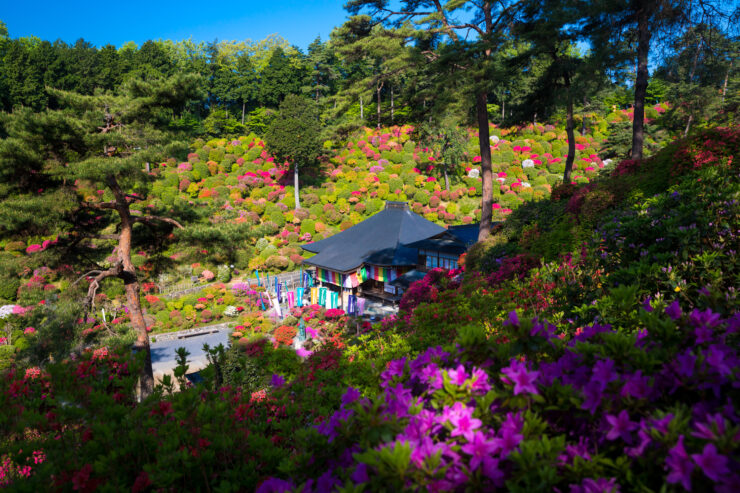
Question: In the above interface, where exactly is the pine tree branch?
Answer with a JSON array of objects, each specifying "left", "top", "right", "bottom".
[
  {"left": 130, "top": 214, "right": 184, "bottom": 229},
  {"left": 83, "top": 201, "right": 118, "bottom": 210}
]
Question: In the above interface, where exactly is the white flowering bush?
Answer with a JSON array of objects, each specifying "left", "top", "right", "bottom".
[
  {"left": 0, "top": 305, "right": 16, "bottom": 319},
  {"left": 522, "top": 159, "right": 535, "bottom": 168},
  {"left": 223, "top": 305, "right": 238, "bottom": 317}
]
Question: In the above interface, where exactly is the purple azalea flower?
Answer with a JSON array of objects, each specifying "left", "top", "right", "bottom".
[
  {"left": 625, "top": 427, "right": 652, "bottom": 458},
  {"left": 652, "top": 413, "right": 674, "bottom": 435},
  {"left": 642, "top": 297, "right": 654, "bottom": 312},
  {"left": 461, "top": 431, "right": 499, "bottom": 470},
  {"left": 409, "top": 436, "right": 446, "bottom": 468},
  {"left": 316, "top": 470, "right": 341, "bottom": 492},
  {"left": 420, "top": 363, "right": 444, "bottom": 390},
  {"left": 691, "top": 443, "right": 729, "bottom": 482},
  {"left": 591, "top": 358, "right": 618, "bottom": 387},
  {"left": 256, "top": 477, "right": 294, "bottom": 493},
  {"left": 665, "top": 300, "right": 682, "bottom": 321},
  {"left": 501, "top": 359, "right": 540, "bottom": 395},
  {"left": 481, "top": 456, "right": 505, "bottom": 485},
  {"left": 620, "top": 371, "right": 651, "bottom": 400},
  {"left": 270, "top": 374, "right": 285, "bottom": 388},
  {"left": 505, "top": 310, "right": 520, "bottom": 327},
  {"left": 404, "top": 409, "right": 441, "bottom": 439},
  {"left": 690, "top": 308, "right": 722, "bottom": 344},
  {"left": 581, "top": 380, "right": 605, "bottom": 415},
  {"left": 665, "top": 435, "right": 694, "bottom": 490},
  {"left": 675, "top": 350, "right": 696, "bottom": 378},
  {"left": 605, "top": 410, "right": 638, "bottom": 441},
  {"left": 569, "top": 477, "right": 620, "bottom": 493},
  {"left": 705, "top": 345, "right": 734, "bottom": 377},
  {"left": 691, "top": 413, "right": 726, "bottom": 441},
  {"left": 559, "top": 437, "right": 592, "bottom": 465},
  {"left": 351, "top": 463, "right": 369, "bottom": 483},
  {"left": 341, "top": 387, "right": 361, "bottom": 406},
  {"left": 493, "top": 412, "right": 524, "bottom": 456},
  {"left": 381, "top": 358, "right": 406, "bottom": 387},
  {"left": 384, "top": 383, "right": 415, "bottom": 418}
]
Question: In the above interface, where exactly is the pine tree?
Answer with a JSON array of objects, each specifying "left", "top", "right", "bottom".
[
  {"left": 265, "top": 95, "right": 322, "bottom": 210},
  {"left": 0, "top": 73, "right": 203, "bottom": 397}
]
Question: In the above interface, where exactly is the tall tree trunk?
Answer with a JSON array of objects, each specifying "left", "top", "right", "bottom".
[
  {"left": 476, "top": 90, "right": 493, "bottom": 241},
  {"left": 390, "top": 86, "right": 395, "bottom": 124},
  {"left": 241, "top": 102, "right": 245, "bottom": 125},
  {"left": 444, "top": 167, "right": 450, "bottom": 193},
  {"left": 108, "top": 176, "right": 154, "bottom": 398},
  {"left": 376, "top": 82, "right": 382, "bottom": 129},
  {"left": 581, "top": 96, "right": 587, "bottom": 136},
  {"left": 683, "top": 39, "right": 703, "bottom": 137},
  {"left": 631, "top": 6, "right": 651, "bottom": 161},
  {"left": 721, "top": 59, "right": 731, "bottom": 105},
  {"left": 564, "top": 84, "right": 576, "bottom": 184},
  {"left": 294, "top": 164, "right": 301, "bottom": 210},
  {"left": 501, "top": 98, "right": 505, "bottom": 124},
  {"left": 360, "top": 96, "right": 364, "bottom": 120}
]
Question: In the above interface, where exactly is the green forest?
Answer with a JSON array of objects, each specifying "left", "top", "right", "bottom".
[{"left": 0, "top": 0, "right": 739, "bottom": 491}]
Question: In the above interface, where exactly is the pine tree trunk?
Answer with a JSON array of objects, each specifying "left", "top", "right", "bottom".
[
  {"left": 502, "top": 99, "right": 505, "bottom": 124},
  {"left": 376, "top": 83, "right": 382, "bottom": 129},
  {"left": 294, "top": 164, "right": 301, "bottom": 210},
  {"left": 684, "top": 39, "right": 703, "bottom": 137},
  {"left": 444, "top": 167, "right": 450, "bottom": 193},
  {"left": 721, "top": 60, "right": 731, "bottom": 105},
  {"left": 476, "top": 90, "right": 493, "bottom": 241},
  {"left": 360, "top": 96, "right": 364, "bottom": 120},
  {"left": 108, "top": 176, "right": 154, "bottom": 399},
  {"left": 390, "top": 86, "right": 394, "bottom": 124},
  {"left": 241, "top": 102, "right": 245, "bottom": 125},
  {"left": 631, "top": 6, "right": 651, "bottom": 161},
  {"left": 564, "top": 86, "right": 576, "bottom": 184}
]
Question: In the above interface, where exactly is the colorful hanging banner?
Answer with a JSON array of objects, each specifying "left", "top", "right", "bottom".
[
  {"left": 343, "top": 272, "right": 360, "bottom": 288},
  {"left": 310, "top": 287, "right": 318, "bottom": 305},
  {"left": 296, "top": 288, "right": 304, "bottom": 307},
  {"left": 330, "top": 291, "right": 339, "bottom": 309},
  {"left": 366, "top": 265, "right": 397, "bottom": 282}
]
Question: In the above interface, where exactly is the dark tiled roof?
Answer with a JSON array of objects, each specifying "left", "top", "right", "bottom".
[{"left": 301, "top": 202, "right": 446, "bottom": 272}]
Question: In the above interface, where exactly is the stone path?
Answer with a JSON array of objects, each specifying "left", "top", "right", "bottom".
[{"left": 150, "top": 325, "right": 232, "bottom": 381}]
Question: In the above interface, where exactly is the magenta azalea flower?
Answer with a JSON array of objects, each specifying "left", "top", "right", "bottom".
[
  {"left": 501, "top": 359, "right": 540, "bottom": 395},
  {"left": 461, "top": 431, "right": 499, "bottom": 470}
]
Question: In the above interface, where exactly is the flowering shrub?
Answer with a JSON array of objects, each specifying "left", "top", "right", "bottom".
[{"left": 273, "top": 325, "right": 297, "bottom": 346}]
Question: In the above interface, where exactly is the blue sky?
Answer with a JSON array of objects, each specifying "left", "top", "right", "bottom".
[{"left": 0, "top": 0, "right": 350, "bottom": 50}]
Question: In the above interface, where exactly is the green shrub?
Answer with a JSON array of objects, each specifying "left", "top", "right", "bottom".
[
  {"left": 301, "top": 220, "right": 316, "bottom": 235},
  {"left": 217, "top": 265, "right": 232, "bottom": 283},
  {"left": 0, "top": 277, "right": 20, "bottom": 301}
]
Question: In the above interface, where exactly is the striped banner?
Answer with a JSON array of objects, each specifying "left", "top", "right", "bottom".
[
  {"left": 366, "top": 265, "right": 398, "bottom": 282},
  {"left": 317, "top": 268, "right": 361, "bottom": 289},
  {"left": 316, "top": 268, "right": 341, "bottom": 285}
]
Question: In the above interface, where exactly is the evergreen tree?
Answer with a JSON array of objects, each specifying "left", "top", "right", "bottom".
[
  {"left": 346, "top": 0, "right": 523, "bottom": 240},
  {"left": 259, "top": 47, "right": 306, "bottom": 107},
  {"left": 265, "top": 95, "right": 322, "bottom": 210},
  {"left": 0, "top": 74, "right": 203, "bottom": 397}
]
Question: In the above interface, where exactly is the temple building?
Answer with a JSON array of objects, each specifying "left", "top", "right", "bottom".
[{"left": 301, "top": 201, "right": 446, "bottom": 306}]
